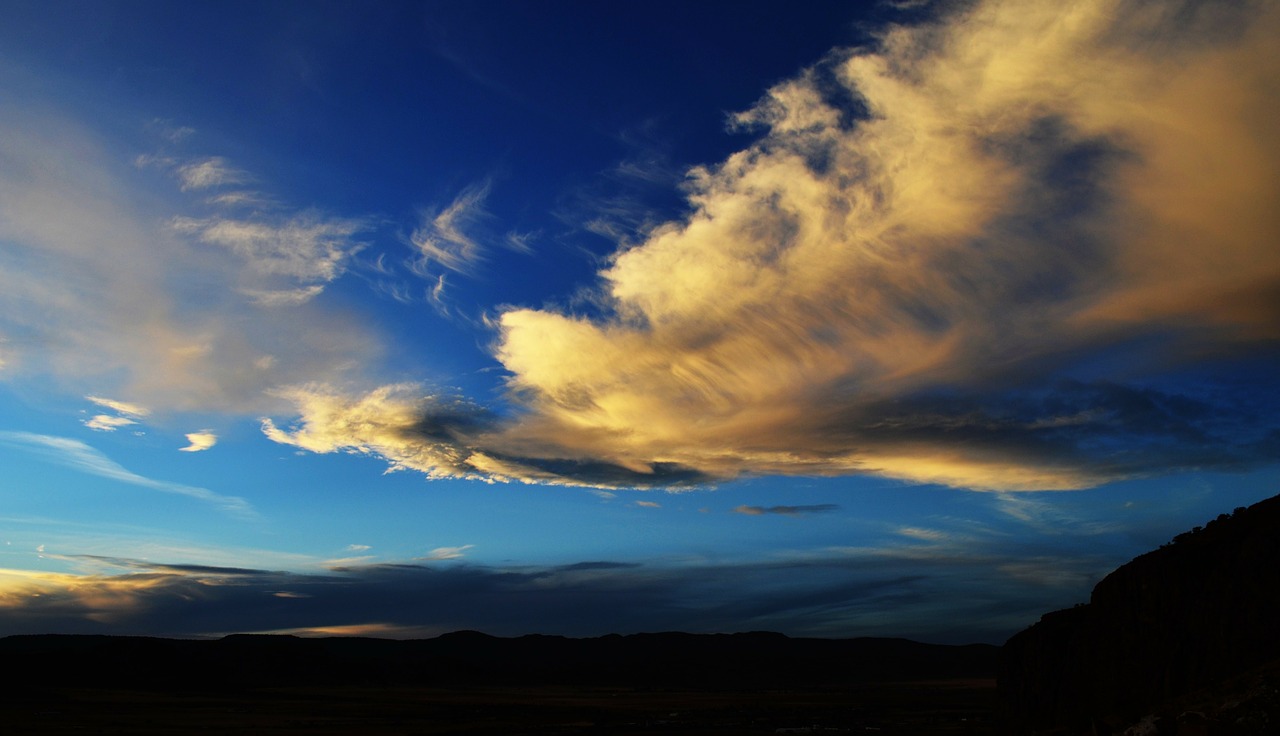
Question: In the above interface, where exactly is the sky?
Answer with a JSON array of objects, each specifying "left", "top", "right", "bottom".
[{"left": 0, "top": 0, "right": 1277, "bottom": 644}]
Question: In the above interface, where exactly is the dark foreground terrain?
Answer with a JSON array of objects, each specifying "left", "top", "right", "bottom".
[
  {"left": 6, "top": 493, "right": 1278, "bottom": 735},
  {"left": 2, "top": 633, "right": 998, "bottom": 735},
  {"left": 1000, "top": 493, "right": 1280, "bottom": 735}
]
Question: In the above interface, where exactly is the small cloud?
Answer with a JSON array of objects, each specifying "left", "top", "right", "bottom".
[
  {"left": 179, "top": 430, "right": 217, "bottom": 453},
  {"left": 206, "top": 190, "right": 273, "bottom": 208},
  {"left": 897, "top": 527, "right": 950, "bottom": 542},
  {"left": 83, "top": 414, "right": 137, "bottom": 432},
  {"left": 504, "top": 230, "right": 537, "bottom": 254},
  {"left": 241, "top": 284, "right": 326, "bottom": 307},
  {"left": 271, "top": 591, "right": 310, "bottom": 599},
  {"left": 324, "top": 555, "right": 377, "bottom": 568},
  {"left": 409, "top": 180, "right": 492, "bottom": 274},
  {"left": 419, "top": 545, "right": 473, "bottom": 561},
  {"left": 346, "top": 544, "right": 371, "bottom": 553},
  {"left": 83, "top": 396, "right": 149, "bottom": 432},
  {"left": 635, "top": 500, "right": 661, "bottom": 508},
  {"left": 176, "top": 156, "right": 248, "bottom": 191},
  {"left": 86, "top": 396, "right": 149, "bottom": 418},
  {"left": 732, "top": 504, "right": 841, "bottom": 516}
]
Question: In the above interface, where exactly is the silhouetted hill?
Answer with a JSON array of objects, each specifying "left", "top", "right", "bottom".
[
  {"left": 999, "top": 493, "right": 1280, "bottom": 735},
  {"left": 1, "top": 630, "right": 997, "bottom": 694}
]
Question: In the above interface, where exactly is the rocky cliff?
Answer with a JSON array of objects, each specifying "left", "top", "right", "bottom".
[{"left": 999, "top": 493, "right": 1280, "bottom": 734}]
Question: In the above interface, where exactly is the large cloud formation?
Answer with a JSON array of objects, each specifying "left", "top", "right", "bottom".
[{"left": 266, "top": 0, "right": 1280, "bottom": 491}]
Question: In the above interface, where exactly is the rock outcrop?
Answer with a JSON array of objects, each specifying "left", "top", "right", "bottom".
[{"left": 999, "top": 493, "right": 1280, "bottom": 734}]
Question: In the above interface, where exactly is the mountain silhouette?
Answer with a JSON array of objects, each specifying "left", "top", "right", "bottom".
[{"left": 999, "top": 493, "right": 1280, "bottom": 734}]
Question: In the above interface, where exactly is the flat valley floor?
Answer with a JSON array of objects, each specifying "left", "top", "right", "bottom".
[{"left": 9, "top": 678, "right": 998, "bottom": 735}]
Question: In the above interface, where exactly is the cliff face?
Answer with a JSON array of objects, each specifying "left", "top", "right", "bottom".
[{"left": 999, "top": 494, "right": 1280, "bottom": 734}]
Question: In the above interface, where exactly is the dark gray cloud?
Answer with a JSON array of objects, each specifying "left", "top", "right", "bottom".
[
  {"left": 0, "top": 545, "right": 1127, "bottom": 644},
  {"left": 732, "top": 504, "right": 842, "bottom": 516}
]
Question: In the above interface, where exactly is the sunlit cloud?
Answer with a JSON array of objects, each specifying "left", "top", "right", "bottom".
[
  {"left": 83, "top": 414, "right": 137, "bottom": 432},
  {"left": 179, "top": 430, "right": 217, "bottom": 453},
  {"left": 0, "top": 432, "right": 255, "bottom": 519},
  {"left": 82, "top": 396, "right": 149, "bottom": 432},
  {"left": 265, "top": 0, "right": 1280, "bottom": 492},
  {"left": 86, "top": 396, "right": 150, "bottom": 418}
]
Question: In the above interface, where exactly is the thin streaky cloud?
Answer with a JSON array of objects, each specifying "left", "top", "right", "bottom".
[
  {"left": 419, "top": 545, "right": 474, "bottom": 561},
  {"left": 409, "top": 180, "right": 493, "bottom": 275},
  {"left": 733, "top": 504, "right": 841, "bottom": 516},
  {"left": 85, "top": 396, "right": 148, "bottom": 418},
  {"left": 0, "top": 431, "right": 255, "bottom": 519},
  {"left": 83, "top": 414, "right": 137, "bottom": 432}
]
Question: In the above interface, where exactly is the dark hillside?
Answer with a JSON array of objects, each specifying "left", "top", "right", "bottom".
[{"left": 1000, "top": 493, "right": 1280, "bottom": 734}]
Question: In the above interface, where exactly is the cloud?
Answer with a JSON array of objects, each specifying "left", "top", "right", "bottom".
[
  {"left": 409, "top": 180, "right": 493, "bottom": 275},
  {"left": 260, "top": 383, "right": 714, "bottom": 489},
  {"left": 175, "top": 156, "right": 248, "bottom": 191},
  {"left": 0, "top": 106, "right": 381, "bottom": 414},
  {"left": 472, "top": 0, "right": 1279, "bottom": 491},
  {"left": 83, "top": 414, "right": 137, "bottom": 432},
  {"left": 173, "top": 212, "right": 368, "bottom": 301},
  {"left": 0, "top": 431, "right": 255, "bottom": 519},
  {"left": 82, "top": 396, "right": 149, "bottom": 432},
  {"left": 258, "top": 0, "right": 1280, "bottom": 491},
  {"left": 634, "top": 500, "right": 661, "bottom": 509},
  {"left": 419, "top": 545, "right": 474, "bottom": 561},
  {"left": 179, "top": 430, "right": 217, "bottom": 452},
  {"left": 86, "top": 396, "right": 150, "bottom": 418},
  {"left": 733, "top": 504, "right": 840, "bottom": 516},
  {"left": 0, "top": 541, "right": 1120, "bottom": 642}
]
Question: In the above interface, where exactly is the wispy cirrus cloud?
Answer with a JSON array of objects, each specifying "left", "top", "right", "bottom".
[
  {"left": 173, "top": 212, "right": 369, "bottom": 306},
  {"left": 0, "top": 431, "right": 254, "bottom": 519},
  {"left": 175, "top": 156, "right": 249, "bottom": 191},
  {"left": 409, "top": 180, "right": 493, "bottom": 276}
]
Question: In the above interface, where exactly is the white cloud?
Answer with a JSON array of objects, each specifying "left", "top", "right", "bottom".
[
  {"left": 179, "top": 430, "right": 217, "bottom": 453},
  {"left": 86, "top": 396, "right": 149, "bottom": 418},
  {"left": 83, "top": 414, "right": 137, "bottom": 432}
]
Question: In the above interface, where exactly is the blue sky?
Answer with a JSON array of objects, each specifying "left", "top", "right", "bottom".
[{"left": 1, "top": 0, "right": 1277, "bottom": 643}]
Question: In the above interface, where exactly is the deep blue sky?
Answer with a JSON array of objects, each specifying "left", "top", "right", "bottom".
[{"left": 1, "top": 0, "right": 1277, "bottom": 643}]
